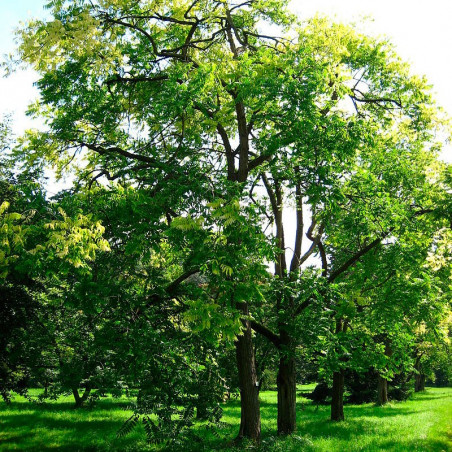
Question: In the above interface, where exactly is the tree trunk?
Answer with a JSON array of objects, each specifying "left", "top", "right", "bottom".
[
  {"left": 415, "top": 373, "right": 425, "bottom": 392},
  {"left": 196, "top": 406, "right": 208, "bottom": 420},
  {"left": 377, "top": 376, "right": 388, "bottom": 405},
  {"left": 420, "top": 374, "right": 425, "bottom": 391},
  {"left": 235, "top": 304, "right": 260, "bottom": 442},
  {"left": 414, "top": 356, "right": 425, "bottom": 392},
  {"left": 72, "top": 386, "right": 91, "bottom": 407},
  {"left": 195, "top": 380, "right": 210, "bottom": 420},
  {"left": 331, "top": 371, "right": 344, "bottom": 421},
  {"left": 195, "top": 371, "right": 210, "bottom": 420},
  {"left": 277, "top": 333, "right": 296, "bottom": 435},
  {"left": 196, "top": 397, "right": 209, "bottom": 420}
]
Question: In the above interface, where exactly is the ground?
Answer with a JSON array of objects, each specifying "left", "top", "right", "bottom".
[{"left": 0, "top": 386, "right": 451, "bottom": 451}]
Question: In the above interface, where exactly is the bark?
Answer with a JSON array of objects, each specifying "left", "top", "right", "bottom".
[
  {"left": 331, "top": 371, "right": 345, "bottom": 421},
  {"left": 377, "top": 376, "right": 388, "bottom": 405},
  {"left": 235, "top": 304, "right": 261, "bottom": 442},
  {"left": 196, "top": 403, "right": 208, "bottom": 420},
  {"left": 195, "top": 388, "right": 209, "bottom": 420},
  {"left": 277, "top": 346, "right": 296, "bottom": 434},
  {"left": 223, "top": 67, "right": 259, "bottom": 441},
  {"left": 414, "top": 356, "right": 426, "bottom": 392},
  {"left": 72, "top": 386, "right": 91, "bottom": 407},
  {"left": 415, "top": 373, "right": 426, "bottom": 392}
]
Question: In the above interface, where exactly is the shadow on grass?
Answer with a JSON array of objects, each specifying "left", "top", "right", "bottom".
[
  {"left": 1, "top": 389, "right": 451, "bottom": 451},
  {"left": 376, "top": 438, "right": 451, "bottom": 452},
  {"left": 0, "top": 413, "right": 122, "bottom": 430},
  {"left": 0, "top": 399, "right": 140, "bottom": 451},
  {"left": 406, "top": 394, "right": 451, "bottom": 401}
]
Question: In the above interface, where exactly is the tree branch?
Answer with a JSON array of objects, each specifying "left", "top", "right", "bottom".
[
  {"left": 81, "top": 142, "right": 168, "bottom": 168},
  {"left": 250, "top": 320, "right": 281, "bottom": 348},
  {"left": 166, "top": 268, "right": 200, "bottom": 295},
  {"left": 328, "top": 231, "right": 392, "bottom": 283}
]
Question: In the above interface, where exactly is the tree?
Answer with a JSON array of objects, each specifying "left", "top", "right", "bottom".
[
  {"left": 238, "top": 17, "right": 450, "bottom": 425},
  {"left": 16, "top": 0, "right": 294, "bottom": 440},
  {"left": 0, "top": 137, "right": 112, "bottom": 404}
]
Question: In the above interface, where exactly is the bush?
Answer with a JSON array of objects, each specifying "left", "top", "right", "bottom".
[{"left": 304, "top": 382, "right": 331, "bottom": 404}]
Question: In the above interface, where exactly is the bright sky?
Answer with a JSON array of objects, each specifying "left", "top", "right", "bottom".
[
  {"left": 0, "top": 0, "right": 46, "bottom": 133},
  {"left": 1, "top": 0, "right": 451, "bottom": 161}
]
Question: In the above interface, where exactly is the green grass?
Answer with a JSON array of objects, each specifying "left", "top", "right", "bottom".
[{"left": 0, "top": 387, "right": 451, "bottom": 451}]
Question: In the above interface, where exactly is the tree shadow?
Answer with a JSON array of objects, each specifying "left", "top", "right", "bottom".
[
  {"left": 407, "top": 394, "right": 451, "bottom": 401},
  {"left": 0, "top": 400, "right": 141, "bottom": 451}
]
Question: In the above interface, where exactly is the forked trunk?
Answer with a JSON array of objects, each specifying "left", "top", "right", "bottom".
[
  {"left": 331, "top": 371, "right": 344, "bottom": 421},
  {"left": 377, "top": 376, "right": 388, "bottom": 405},
  {"left": 235, "top": 304, "right": 261, "bottom": 442},
  {"left": 72, "top": 386, "right": 91, "bottom": 407}
]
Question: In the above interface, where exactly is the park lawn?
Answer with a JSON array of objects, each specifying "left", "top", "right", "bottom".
[{"left": 0, "top": 387, "right": 450, "bottom": 451}]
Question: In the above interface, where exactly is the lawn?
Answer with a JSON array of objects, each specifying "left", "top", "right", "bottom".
[{"left": 0, "top": 386, "right": 450, "bottom": 451}]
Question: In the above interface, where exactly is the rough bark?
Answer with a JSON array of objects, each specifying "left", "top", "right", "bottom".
[
  {"left": 235, "top": 304, "right": 261, "bottom": 442},
  {"left": 414, "top": 356, "right": 426, "bottom": 392},
  {"left": 277, "top": 343, "right": 296, "bottom": 434},
  {"left": 377, "top": 376, "right": 388, "bottom": 405},
  {"left": 415, "top": 373, "right": 426, "bottom": 392},
  {"left": 331, "top": 371, "right": 345, "bottom": 421}
]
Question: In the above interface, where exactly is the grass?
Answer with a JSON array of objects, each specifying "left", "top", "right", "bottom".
[{"left": 0, "top": 386, "right": 451, "bottom": 451}]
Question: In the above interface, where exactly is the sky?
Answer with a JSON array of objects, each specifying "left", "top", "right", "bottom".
[
  {"left": 0, "top": 0, "right": 47, "bottom": 133},
  {"left": 1, "top": 0, "right": 451, "bottom": 150}
]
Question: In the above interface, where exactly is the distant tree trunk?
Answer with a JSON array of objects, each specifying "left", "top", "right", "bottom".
[
  {"left": 196, "top": 406, "right": 208, "bottom": 420},
  {"left": 195, "top": 371, "right": 210, "bottom": 420},
  {"left": 420, "top": 374, "right": 425, "bottom": 391},
  {"left": 415, "top": 373, "right": 425, "bottom": 392},
  {"left": 331, "top": 318, "right": 346, "bottom": 421},
  {"left": 377, "top": 376, "right": 388, "bottom": 405},
  {"left": 277, "top": 331, "right": 296, "bottom": 435},
  {"left": 196, "top": 397, "right": 209, "bottom": 420},
  {"left": 72, "top": 385, "right": 91, "bottom": 407},
  {"left": 331, "top": 370, "right": 345, "bottom": 421},
  {"left": 414, "top": 356, "right": 425, "bottom": 392},
  {"left": 235, "top": 303, "right": 261, "bottom": 442}
]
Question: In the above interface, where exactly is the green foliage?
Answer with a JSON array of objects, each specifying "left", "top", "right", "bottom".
[{"left": 6, "top": 0, "right": 452, "bottom": 442}]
